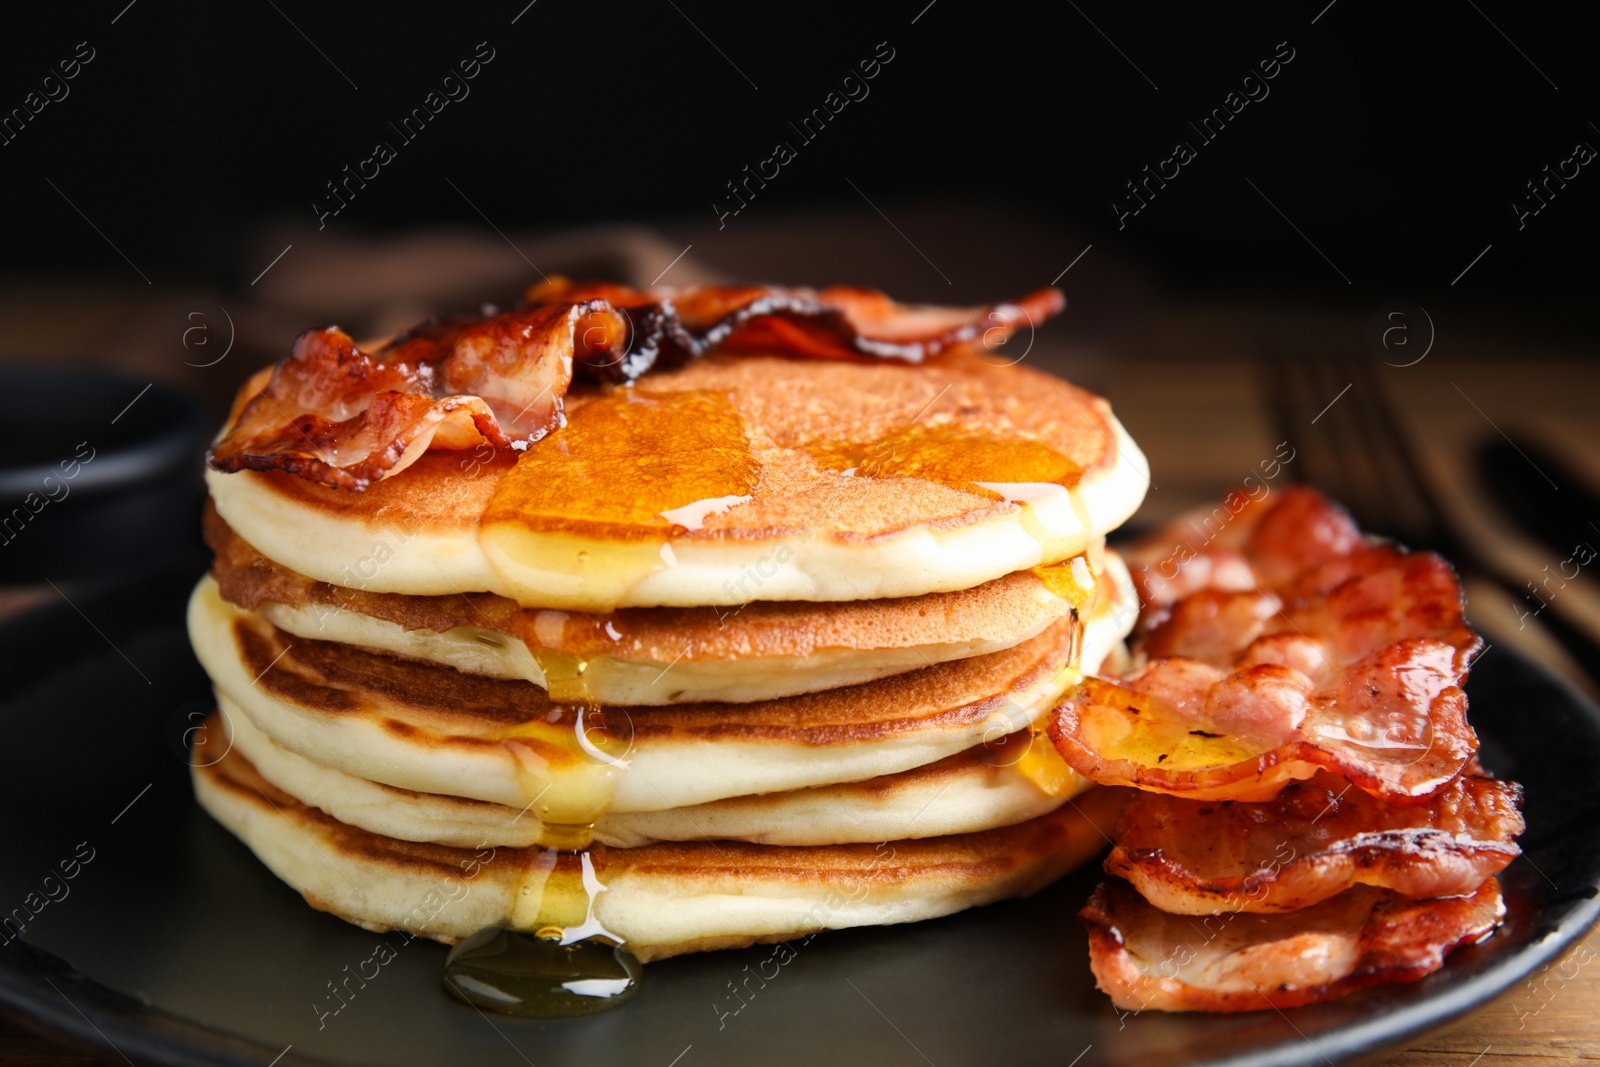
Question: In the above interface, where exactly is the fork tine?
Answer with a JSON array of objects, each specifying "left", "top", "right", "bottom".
[
  {"left": 1337, "top": 351, "right": 1449, "bottom": 547},
  {"left": 1304, "top": 353, "right": 1369, "bottom": 523},
  {"left": 1265, "top": 351, "right": 1370, "bottom": 528},
  {"left": 1266, "top": 344, "right": 1445, "bottom": 549},
  {"left": 1321, "top": 353, "right": 1404, "bottom": 539}
]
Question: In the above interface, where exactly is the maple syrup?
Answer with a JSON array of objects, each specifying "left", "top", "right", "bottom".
[
  {"left": 809, "top": 424, "right": 1091, "bottom": 559},
  {"left": 445, "top": 851, "right": 639, "bottom": 1018},
  {"left": 1032, "top": 556, "right": 1097, "bottom": 609},
  {"left": 480, "top": 388, "right": 760, "bottom": 611},
  {"left": 809, "top": 424, "right": 1080, "bottom": 487},
  {"left": 443, "top": 928, "right": 642, "bottom": 1017},
  {"left": 1013, "top": 726, "right": 1088, "bottom": 797},
  {"left": 1078, "top": 685, "right": 1263, "bottom": 772},
  {"left": 494, "top": 653, "right": 633, "bottom": 851}
]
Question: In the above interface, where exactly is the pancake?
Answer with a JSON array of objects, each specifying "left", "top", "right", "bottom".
[
  {"left": 219, "top": 706, "right": 1091, "bottom": 849},
  {"left": 207, "top": 350, "right": 1148, "bottom": 612},
  {"left": 188, "top": 574, "right": 1132, "bottom": 816},
  {"left": 207, "top": 504, "right": 1131, "bottom": 705},
  {"left": 193, "top": 745, "right": 1125, "bottom": 961}
]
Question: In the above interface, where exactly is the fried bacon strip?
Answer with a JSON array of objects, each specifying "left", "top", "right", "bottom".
[
  {"left": 1106, "top": 769, "right": 1522, "bottom": 915},
  {"left": 205, "top": 302, "right": 606, "bottom": 490},
  {"left": 1049, "top": 487, "right": 1481, "bottom": 803},
  {"left": 1080, "top": 876, "right": 1504, "bottom": 1013},
  {"left": 1125, "top": 482, "right": 1366, "bottom": 618},
  {"left": 207, "top": 280, "right": 1063, "bottom": 490},
  {"left": 523, "top": 278, "right": 1062, "bottom": 375}
]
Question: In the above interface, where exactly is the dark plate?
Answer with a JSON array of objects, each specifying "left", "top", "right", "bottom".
[{"left": 1, "top": 559, "right": 1597, "bottom": 1067}]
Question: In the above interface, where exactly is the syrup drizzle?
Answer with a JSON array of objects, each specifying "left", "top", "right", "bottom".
[
  {"left": 996, "top": 556, "right": 1113, "bottom": 799},
  {"left": 460, "top": 389, "right": 763, "bottom": 1015},
  {"left": 809, "top": 424, "right": 1080, "bottom": 486},
  {"left": 479, "top": 388, "right": 760, "bottom": 611},
  {"left": 452, "top": 403, "right": 1101, "bottom": 1014},
  {"left": 809, "top": 423, "right": 1092, "bottom": 561},
  {"left": 443, "top": 922, "right": 642, "bottom": 1017},
  {"left": 449, "top": 634, "right": 643, "bottom": 1015}
]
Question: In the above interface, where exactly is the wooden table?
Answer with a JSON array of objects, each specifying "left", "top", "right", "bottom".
[{"left": 2, "top": 289, "right": 1596, "bottom": 1065}]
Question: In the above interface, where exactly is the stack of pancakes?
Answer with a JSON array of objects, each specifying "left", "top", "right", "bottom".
[{"left": 190, "top": 349, "right": 1149, "bottom": 961}]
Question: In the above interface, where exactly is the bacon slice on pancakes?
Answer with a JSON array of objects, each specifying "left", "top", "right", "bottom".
[
  {"left": 1080, "top": 876, "right": 1505, "bottom": 1012},
  {"left": 208, "top": 280, "right": 1064, "bottom": 490},
  {"left": 206, "top": 302, "right": 610, "bottom": 490},
  {"left": 523, "top": 277, "right": 1064, "bottom": 376},
  {"left": 1106, "top": 769, "right": 1522, "bottom": 915},
  {"left": 1049, "top": 487, "right": 1481, "bottom": 803}
]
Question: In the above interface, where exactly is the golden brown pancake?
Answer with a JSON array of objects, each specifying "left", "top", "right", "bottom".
[
  {"left": 188, "top": 575, "right": 1129, "bottom": 815},
  {"left": 206, "top": 502, "right": 1128, "bottom": 705},
  {"left": 219, "top": 706, "right": 1092, "bottom": 849},
  {"left": 207, "top": 350, "right": 1148, "bottom": 611},
  {"left": 193, "top": 745, "right": 1124, "bottom": 961}
]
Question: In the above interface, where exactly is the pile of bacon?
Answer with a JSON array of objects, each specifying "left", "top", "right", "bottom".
[
  {"left": 207, "top": 278, "right": 1063, "bottom": 491},
  {"left": 1048, "top": 486, "right": 1522, "bottom": 1012}
]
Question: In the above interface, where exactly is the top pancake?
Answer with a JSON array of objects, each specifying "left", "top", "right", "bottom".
[{"left": 207, "top": 350, "right": 1147, "bottom": 612}]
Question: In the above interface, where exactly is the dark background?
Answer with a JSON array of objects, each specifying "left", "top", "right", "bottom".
[{"left": 1, "top": 0, "right": 1594, "bottom": 305}]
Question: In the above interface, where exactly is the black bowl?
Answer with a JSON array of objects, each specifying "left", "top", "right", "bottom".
[{"left": 0, "top": 366, "right": 211, "bottom": 584}]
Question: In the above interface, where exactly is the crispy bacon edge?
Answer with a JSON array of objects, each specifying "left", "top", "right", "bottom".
[
  {"left": 1080, "top": 876, "right": 1505, "bottom": 1013},
  {"left": 1104, "top": 772, "right": 1523, "bottom": 914},
  {"left": 524, "top": 278, "right": 1065, "bottom": 375},
  {"left": 1048, "top": 658, "right": 1479, "bottom": 805}
]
